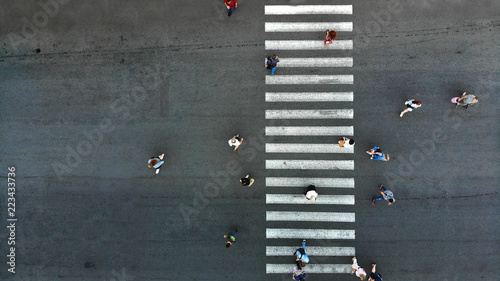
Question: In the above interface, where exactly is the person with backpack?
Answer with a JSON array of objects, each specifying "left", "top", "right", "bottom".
[{"left": 295, "top": 239, "right": 310, "bottom": 268}]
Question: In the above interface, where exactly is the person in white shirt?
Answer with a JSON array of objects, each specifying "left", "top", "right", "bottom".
[
  {"left": 400, "top": 99, "right": 422, "bottom": 117},
  {"left": 339, "top": 137, "right": 355, "bottom": 148},
  {"left": 228, "top": 133, "right": 244, "bottom": 151},
  {"left": 351, "top": 257, "right": 367, "bottom": 280},
  {"left": 304, "top": 185, "right": 318, "bottom": 201}
]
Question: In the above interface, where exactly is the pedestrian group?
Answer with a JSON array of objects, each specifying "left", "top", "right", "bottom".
[{"left": 146, "top": 6, "right": 482, "bottom": 278}]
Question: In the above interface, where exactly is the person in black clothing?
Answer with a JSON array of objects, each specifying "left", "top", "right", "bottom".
[
  {"left": 265, "top": 55, "right": 279, "bottom": 75},
  {"left": 240, "top": 174, "right": 255, "bottom": 186}
]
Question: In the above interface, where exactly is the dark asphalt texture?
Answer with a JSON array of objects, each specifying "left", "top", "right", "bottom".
[{"left": 0, "top": 0, "right": 499, "bottom": 280}]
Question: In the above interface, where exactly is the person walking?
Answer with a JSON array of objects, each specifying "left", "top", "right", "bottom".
[
  {"left": 351, "top": 257, "right": 367, "bottom": 280},
  {"left": 292, "top": 267, "right": 307, "bottom": 281},
  {"left": 372, "top": 185, "right": 395, "bottom": 205},
  {"left": 240, "top": 174, "right": 255, "bottom": 186},
  {"left": 339, "top": 137, "right": 355, "bottom": 148},
  {"left": 366, "top": 146, "right": 390, "bottom": 161},
  {"left": 295, "top": 239, "right": 310, "bottom": 268},
  {"left": 228, "top": 133, "right": 243, "bottom": 151},
  {"left": 148, "top": 153, "right": 165, "bottom": 174},
  {"left": 368, "top": 263, "right": 383, "bottom": 281},
  {"left": 400, "top": 99, "right": 422, "bottom": 117},
  {"left": 223, "top": 230, "right": 238, "bottom": 248},
  {"left": 304, "top": 185, "right": 318, "bottom": 201},
  {"left": 324, "top": 30, "right": 337, "bottom": 45},
  {"left": 456, "top": 91, "right": 479, "bottom": 108},
  {"left": 224, "top": 0, "right": 237, "bottom": 17},
  {"left": 265, "top": 55, "right": 279, "bottom": 75}
]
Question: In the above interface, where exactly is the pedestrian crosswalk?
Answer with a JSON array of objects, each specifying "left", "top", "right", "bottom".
[
  {"left": 265, "top": 5, "right": 352, "bottom": 15},
  {"left": 265, "top": 3, "right": 354, "bottom": 278},
  {"left": 265, "top": 126, "right": 353, "bottom": 136},
  {"left": 266, "top": 75, "right": 354, "bottom": 84},
  {"left": 265, "top": 22, "right": 353, "bottom": 32},
  {"left": 265, "top": 40, "right": 353, "bottom": 50},
  {"left": 266, "top": 194, "right": 354, "bottom": 205},
  {"left": 266, "top": 92, "right": 353, "bottom": 102}
]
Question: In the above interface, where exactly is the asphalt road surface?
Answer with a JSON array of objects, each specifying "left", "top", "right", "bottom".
[{"left": 0, "top": 0, "right": 498, "bottom": 280}]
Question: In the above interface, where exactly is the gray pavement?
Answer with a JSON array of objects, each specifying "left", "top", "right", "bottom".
[{"left": 0, "top": 0, "right": 499, "bottom": 280}]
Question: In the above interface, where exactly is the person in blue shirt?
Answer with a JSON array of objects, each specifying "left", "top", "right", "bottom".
[
  {"left": 148, "top": 153, "right": 165, "bottom": 174},
  {"left": 366, "top": 146, "right": 390, "bottom": 161},
  {"left": 295, "top": 239, "right": 310, "bottom": 268}
]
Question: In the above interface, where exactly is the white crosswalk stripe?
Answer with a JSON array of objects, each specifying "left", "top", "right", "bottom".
[
  {"left": 266, "top": 177, "right": 355, "bottom": 188},
  {"left": 265, "top": 5, "right": 353, "bottom": 15},
  {"left": 266, "top": 22, "right": 353, "bottom": 32},
  {"left": 266, "top": 194, "right": 355, "bottom": 205},
  {"left": 266, "top": 246, "right": 355, "bottom": 256},
  {"left": 266, "top": 160, "right": 354, "bottom": 170},
  {"left": 264, "top": 4, "right": 355, "bottom": 276},
  {"left": 267, "top": 211, "right": 355, "bottom": 222},
  {"left": 277, "top": 57, "right": 353, "bottom": 67},
  {"left": 267, "top": 264, "right": 351, "bottom": 274},
  {"left": 266, "top": 143, "right": 354, "bottom": 153},
  {"left": 266, "top": 40, "right": 353, "bottom": 50},
  {"left": 266, "top": 92, "right": 353, "bottom": 102},
  {"left": 266, "top": 75, "right": 353, "bottom": 84},
  {"left": 266, "top": 109, "right": 353, "bottom": 119},
  {"left": 267, "top": 228, "right": 355, "bottom": 239},
  {"left": 266, "top": 126, "right": 353, "bottom": 136}
]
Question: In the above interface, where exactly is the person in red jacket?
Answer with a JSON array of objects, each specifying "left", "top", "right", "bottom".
[{"left": 224, "top": 0, "right": 238, "bottom": 17}]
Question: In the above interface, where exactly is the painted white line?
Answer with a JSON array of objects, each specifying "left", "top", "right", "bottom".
[
  {"left": 266, "top": 228, "right": 355, "bottom": 239},
  {"left": 266, "top": 22, "right": 353, "bottom": 32},
  {"left": 265, "top": 5, "right": 353, "bottom": 15},
  {"left": 266, "top": 194, "right": 355, "bottom": 205},
  {"left": 266, "top": 160, "right": 354, "bottom": 170},
  {"left": 266, "top": 126, "right": 354, "bottom": 136},
  {"left": 266, "top": 109, "right": 353, "bottom": 119},
  {"left": 266, "top": 246, "right": 355, "bottom": 256},
  {"left": 266, "top": 211, "right": 355, "bottom": 222},
  {"left": 266, "top": 75, "right": 353, "bottom": 85},
  {"left": 266, "top": 143, "right": 354, "bottom": 154},
  {"left": 278, "top": 57, "right": 353, "bottom": 68},
  {"left": 266, "top": 177, "right": 354, "bottom": 188},
  {"left": 266, "top": 264, "right": 351, "bottom": 274},
  {"left": 266, "top": 40, "right": 352, "bottom": 50},
  {"left": 266, "top": 92, "right": 353, "bottom": 102}
]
